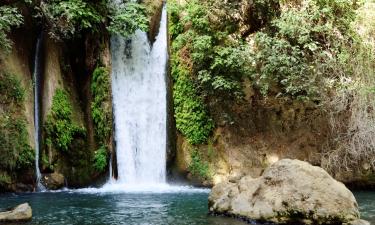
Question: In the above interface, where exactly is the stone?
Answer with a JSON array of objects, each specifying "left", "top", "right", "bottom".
[
  {"left": 0, "top": 203, "right": 32, "bottom": 222},
  {"left": 42, "top": 172, "right": 65, "bottom": 190},
  {"left": 345, "top": 219, "right": 371, "bottom": 225},
  {"left": 209, "top": 159, "right": 361, "bottom": 224}
]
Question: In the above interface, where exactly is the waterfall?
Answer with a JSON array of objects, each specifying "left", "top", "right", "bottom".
[
  {"left": 110, "top": 5, "right": 168, "bottom": 186},
  {"left": 33, "top": 34, "right": 46, "bottom": 191}
]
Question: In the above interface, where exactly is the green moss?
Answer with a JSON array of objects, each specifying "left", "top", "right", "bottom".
[
  {"left": 44, "top": 89, "right": 86, "bottom": 152},
  {"left": 0, "top": 72, "right": 25, "bottom": 104},
  {"left": 91, "top": 66, "right": 111, "bottom": 145},
  {"left": 188, "top": 148, "right": 211, "bottom": 179},
  {"left": 0, "top": 172, "right": 11, "bottom": 187},
  {"left": 93, "top": 145, "right": 108, "bottom": 172},
  {"left": 172, "top": 57, "right": 214, "bottom": 144},
  {"left": 0, "top": 72, "right": 34, "bottom": 190}
]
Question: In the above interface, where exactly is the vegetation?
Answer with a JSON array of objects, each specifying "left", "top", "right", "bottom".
[
  {"left": 0, "top": 71, "right": 34, "bottom": 188},
  {"left": 188, "top": 149, "right": 210, "bottom": 179},
  {"left": 91, "top": 66, "right": 111, "bottom": 144},
  {"left": 44, "top": 89, "right": 86, "bottom": 152},
  {"left": 40, "top": 0, "right": 148, "bottom": 40},
  {"left": 93, "top": 146, "right": 108, "bottom": 172},
  {"left": 91, "top": 66, "right": 111, "bottom": 173},
  {"left": 0, "top": 6, "right": 23, "bottom": 52}
]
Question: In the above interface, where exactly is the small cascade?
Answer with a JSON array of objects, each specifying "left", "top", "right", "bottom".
[
  {"left": 110, "top": 5, "right": 168, "bottom": 187},
  {"left": 33, "top": 34, "right": 46, "bottom": 191}
]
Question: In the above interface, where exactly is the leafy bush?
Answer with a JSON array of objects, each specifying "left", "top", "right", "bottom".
[
  {"left": 0, "top": 72, "right": 25, "bottom": 104},
  {"left": 172, "top": 57, "right": 214, "bottom": 145},
  {"left": 107, "top": 2, "right": 148, "bottom": 37},
  {"left": 0, "top": 72, "right": 33, "bottom": 171},
  {"left": 0, "top": 117, "right": 35, "bottom": 171},
  {"left": 91, "top": 66, "right": 111, "bottom": 144},
  {"left": 44, "top": 89, "right": 86, "bottom": 152},
  {"left": 169, "top": 0, "right": 250, "bottom": 99},
  {"left": 93, "top": 145, "right": 108, "bottom": 172},
  {"left": 0, "top": 6, "right": 23, "bottom": 51},
  {"left": 41, "top": 0, "right": 148, "bottom": 40},
  {"left": 41, "top": 0, "right": 103, "bottom": 39},
  {"left": 188, "top": 149, "right": 210, "bottom": 179}
]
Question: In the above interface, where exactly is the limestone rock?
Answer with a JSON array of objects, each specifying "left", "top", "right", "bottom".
[
  {"left": 0, "top": 203, "right": 32, "bottom": 222},
  {"left": 345, "top": 219, "right": 371, "bottom": 225},
  {"left": 209, "top": 159, "right": 360, "bottom": 224},
  {"left": 42, "top": 172, "right": 65, "bottom": 190}
]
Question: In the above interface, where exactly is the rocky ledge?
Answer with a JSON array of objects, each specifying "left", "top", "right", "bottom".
[
  {"left": 208, "top": 159, "right": 369, "bottom": 225},
  {"left": 0, "top": 203, "right": 32, "bottom": 223}
]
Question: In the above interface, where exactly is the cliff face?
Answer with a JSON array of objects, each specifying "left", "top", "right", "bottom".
[
  {"left": 0, "top": 21, "right": 36, "bottom": 192},
  {"left": 169, "top": 0, "right": 375, "bottom": 188}
]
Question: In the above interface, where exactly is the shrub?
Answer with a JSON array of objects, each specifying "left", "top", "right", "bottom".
[
  {"left": 188, "top": 149, "right": 210, "bottom": 179},
  {"left": 41, "top": 0, "right": 103, "bottom": 39},
  {"left": 44, "top": 89, "right": 86, "bottom": 152},
  {"left": 107, "top": 2, "right": 148, "bottom": 37},
  {"left": 91, "top": 66, "right": 111, "bottom": 144},
  {"left": 0, "top": 6, "right": 23, "bottom": 51},
  {"left": 93, "top": 145, "right": 108, "bottom": 172},
  {"left": 172, "top": 57, "right": 214, "bottom": 145}
]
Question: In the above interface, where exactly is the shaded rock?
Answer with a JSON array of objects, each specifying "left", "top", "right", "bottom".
[
  {"left": 41, "top": 172, "right": 65, "bottom": 190},
  {"left": 344, "top": 219, "right": 371, "bottom": 225},
  {"left": 0, "top": 203, "right": 32, "bottom": 222},
  {"left": 209, "top": 159, "right": 360, "bottom": 224}
]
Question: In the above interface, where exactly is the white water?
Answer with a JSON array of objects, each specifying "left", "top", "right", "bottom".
[
  {"left": 33, "top": 35, "right": 46, "bottom": 191},
  {"left": 110, "top": 6, "right": 168, "bottom": 187}
]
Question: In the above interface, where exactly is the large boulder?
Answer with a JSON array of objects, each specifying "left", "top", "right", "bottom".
[
  {"left": 209, "top": 159, "right": 363, "bottom": 224},
  {"left": 41, "top": 172, "right": 65, "bottom": 190},
  {"left": 0, "top": 203, "right": 32, "bottom": 222}
]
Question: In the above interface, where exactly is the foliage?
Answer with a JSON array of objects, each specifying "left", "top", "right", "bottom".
[
  {"left": 107, "top": 2, "right": 148, "bottom": 37},
  {"left": 169, "top": 0, "right": 250, "bottom": 99},
  {"left": 0, "top": 72, "right": 34, "bottom": 172},
  {"left": 44, "top": 89, "right": 86, "bottom": 152},
  {"left": 0, "top": 6, "right": 23, "bottom": 52},
  {"left": 0, "top": 117, "right": 35, "bottom": 171},
  {"left": 188, "top": 149, "right": 210, "bottom": 179},
  {"left": 172, "top": 57, "right": 214, "bottom": 144},
  {"left": 0, "top": 72, "right": 25, "bottom": 104},
  {"left": 250, "top": 0, "right": 357, "bottom": 99},
  {"left": 41, "top": 0, "right": 103, "bottom": 39},
  {"left": 91, "top": 66, "right": 111, "bottom": 144},
  {"left": 93, "top": 145, "right": 108, "bottom": 172},
  {"left": 40, "top": 0, "right": 148, "bottom": 40},
  {"left": 0, "top": 172, "right": 11, "bottom": 187}
]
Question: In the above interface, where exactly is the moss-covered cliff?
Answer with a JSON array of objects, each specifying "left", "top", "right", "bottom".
[{"left": 168, "top": 0, "right": 375, "bottom": 188}]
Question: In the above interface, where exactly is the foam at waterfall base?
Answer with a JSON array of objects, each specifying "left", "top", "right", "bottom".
[{"left": 74, "top": 183, "right": 209, "bottom": 194}]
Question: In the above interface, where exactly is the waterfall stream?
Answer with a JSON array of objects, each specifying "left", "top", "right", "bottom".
[
  {"left": 110, "top": 5, "right": 168, "bottom": 187},
  {"left": 33, "top": 34, "right": 46, "bottom": 191}
]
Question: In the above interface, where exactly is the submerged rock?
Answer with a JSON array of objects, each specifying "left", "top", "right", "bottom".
[
  {"left": 41, "top": 172, "right": 65, "bottom": 190},
  {"left": 0, "top": 203, "right": 32, "bottom": 222},
  {"left": 209, "top": 159, "right": 362, "bottom": 224}
]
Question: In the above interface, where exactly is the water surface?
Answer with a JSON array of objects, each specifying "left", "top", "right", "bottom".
[{"left": 0, "top": 190, "right": 373, "bottom": 225}]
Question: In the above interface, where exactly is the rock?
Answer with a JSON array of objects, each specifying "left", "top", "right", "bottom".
[
  {"left": 41, "top": 172, "right": 65, "bottom": 190},
  {"left": 209, "top": 159, "right": 360, "bottom": 224},
  {"left": 344, "top": 219, "right": 371, "bottom": 225},
  {"left": 0, "top": 203, "right": 32, "bottom": 222}
]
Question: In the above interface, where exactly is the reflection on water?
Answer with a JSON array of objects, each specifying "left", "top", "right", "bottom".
[
  {"left": 0, "top": 191, "right": 373, "bottom": 225},
  {"left": 0, "top": 191, "right": 247, "bottom": 225},
  {"left": 355, "top": 191, "right": 375, "bottom": 223}
]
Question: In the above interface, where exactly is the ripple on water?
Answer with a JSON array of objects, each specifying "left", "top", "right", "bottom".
[{"left": 0, "top": 190, "right": 373, "bottom": 225}]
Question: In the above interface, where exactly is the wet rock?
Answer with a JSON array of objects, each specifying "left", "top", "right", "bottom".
[
  {"left": 209, "top": 159, "right": 360, "bottom": 224},
  {"left": 345, "top": 219, "right": 371, "bottom": 225},
  {"left": 0, "top": 203, "right": 32, "bottom": 222},
  {"left": 41, "top": 172, "right": 65, "bottom": 190}
]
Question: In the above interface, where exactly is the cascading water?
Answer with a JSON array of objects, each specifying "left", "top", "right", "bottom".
[
  {"left": 110, "top": 5, "right": 168, "bottom": 187},
  {"left": 33, "top": 34, "right": 46, "bottom": 191}
]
